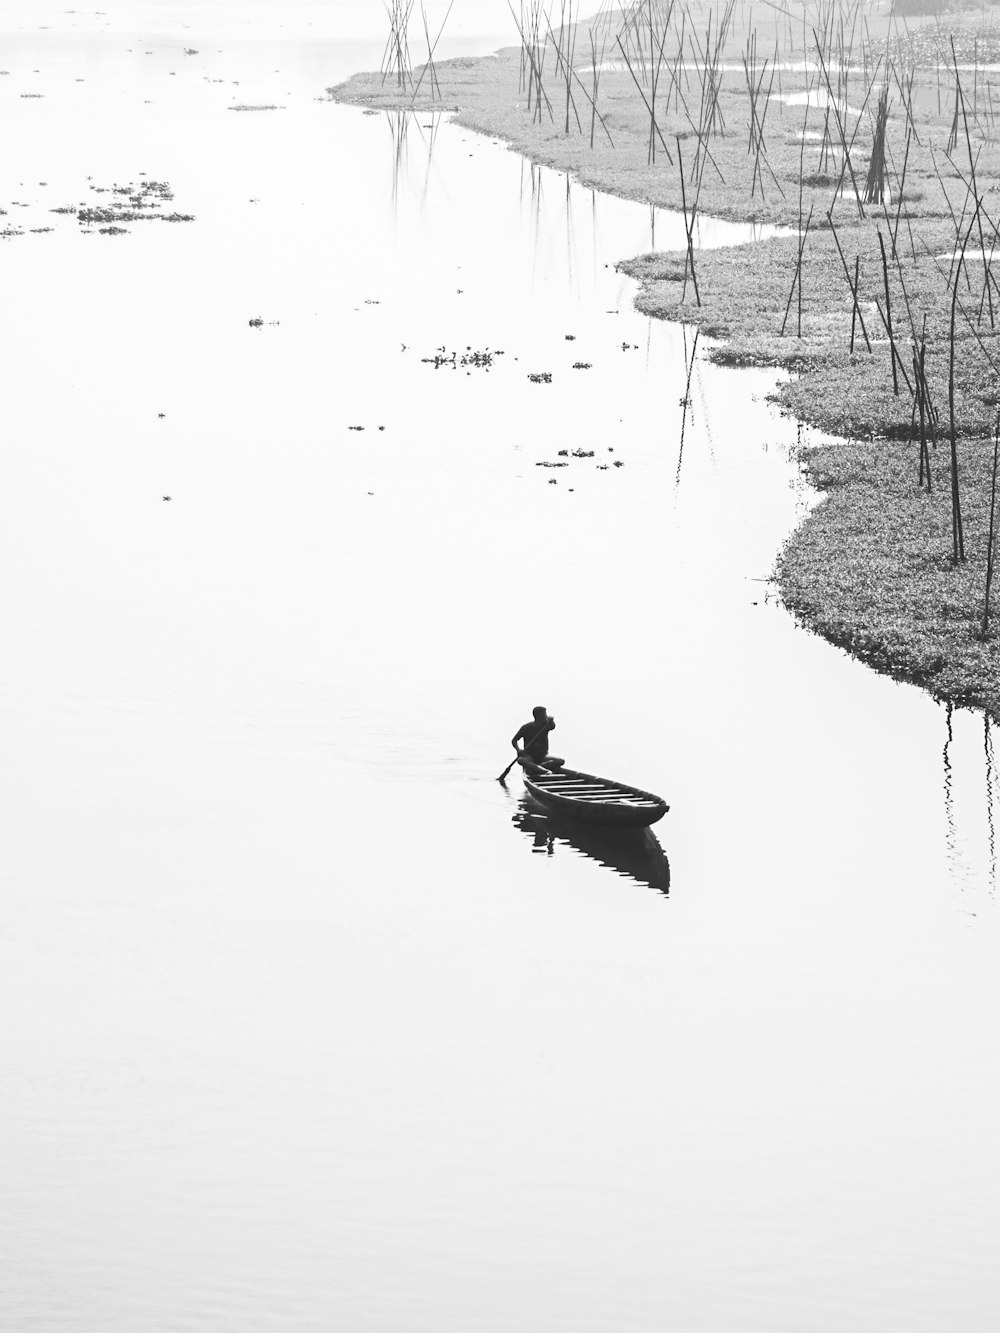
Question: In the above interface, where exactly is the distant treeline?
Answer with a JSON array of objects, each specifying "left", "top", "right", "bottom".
[{"left": 894, "top": 0, "right": 1000, "bottom": 17}]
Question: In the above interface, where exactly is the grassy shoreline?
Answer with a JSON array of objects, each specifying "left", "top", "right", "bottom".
[{"left": 329, "top": 3, "right": 1000, "bottom": 717}]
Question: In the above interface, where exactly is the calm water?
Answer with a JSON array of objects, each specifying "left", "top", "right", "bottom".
[{"left": 2, "top": 8, "right": 1000, "bottom": 1331}]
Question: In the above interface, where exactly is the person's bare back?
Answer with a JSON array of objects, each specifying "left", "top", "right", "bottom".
[{"left": 511, "top": 706, "right": 556, "bottom": 763}]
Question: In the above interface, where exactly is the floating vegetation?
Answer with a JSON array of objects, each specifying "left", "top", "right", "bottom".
[
  {"left": 98, "top": 226, "right": 128, "bottom": 235},
  {"left": 74, "top": 178, "right": 192, "bottom": 229},
  {"left": 228, "top": 104, "right": 283, "bottom": 112},
  {"left": 80, "top": 206, "right": 194, "bottom": 224},
  {"left": 528, "top": 371, "right": 552, "bottom": 383},
  {"left": 248, "top": 317, "right": 264, "bottom": 328},
  {"left": 558, "top": 448, "right": 595, "bottom": 458},
  {"left": 420, "top": 346, "right": 502, "bottom": 370},
  {"left": 536, "top": 460, "right": 568, "bottom": 468},
  {"left": 30, "top": 227, "right": 53, "bottom": 234},
  {"left": 20, "top": 93, "right": 43, "bottom": 98},
  {"left": 572, "top": 361, "right": 592, "bottom": 369},
  {"left": 461, "top": 348, "right": 498, "bottom": 367}
]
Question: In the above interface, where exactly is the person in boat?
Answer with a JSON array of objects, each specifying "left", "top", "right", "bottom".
[{"left": 511, "top": 706, "right": 560, "bottom": 769}]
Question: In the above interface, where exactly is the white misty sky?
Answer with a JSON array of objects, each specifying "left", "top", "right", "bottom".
[
  {"left": 337, "top": 0, "right": 519, "bottom": 37},
  {"left": 79, "top": 0, "right": 524, "bottom": 39}
]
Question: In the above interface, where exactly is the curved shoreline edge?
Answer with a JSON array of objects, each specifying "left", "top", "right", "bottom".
[{"left": 329, "top": 32, "right": 1000, "bottom": 720}]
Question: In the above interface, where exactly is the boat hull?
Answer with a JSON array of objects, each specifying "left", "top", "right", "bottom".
[{"left": 521, "top": 762, "right": 668, "bottom": 829}]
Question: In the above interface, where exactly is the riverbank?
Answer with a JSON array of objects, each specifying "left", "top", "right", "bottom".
[
  {"left": 329, "top": 3, "right": 1000, "bottom": 716},
  {"left": 778, "top": 439, "right": 1000, "bottom": 716}
]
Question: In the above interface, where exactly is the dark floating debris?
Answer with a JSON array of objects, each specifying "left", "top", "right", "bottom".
[
  {"left": 620, "top": 342, "right": 638, "bottom": 351},
  {"left": 20, "top": 93, "right": 44, "bottom": 98},
  {"left": 572, "top": 362, "right": 592, "bottom": 370},
  {"left": 248, "top": 317, "right": 264, "bottom": 328},
  {"left": 420, "top": 347, "right": 502, "bottom": 371},
  {"left": 98, "top": 226, "right": 128, "bottom": 235},
  {"left": 527, "top": 372, "right": 552, "bottom": 384},
  {"left": 536, "top": 460, "right": 568, "bottom": 468},
  {"left": 30, "top": 227, "right": 53, "bottom": 234},
  {"left": 162, "top": 496, "right": 171, "bottom": 501},
  {"left": 557, "top": 448, "right": 594, "bottom": 458},
  {"left": 184, "top": 48, "right": 198, "bottom": 55},
  {"left": 348, "top": 426, "right": 365, "bottom": 432},
  {"left": 564, "top": 334, "right": 576, "bottom": 340}
]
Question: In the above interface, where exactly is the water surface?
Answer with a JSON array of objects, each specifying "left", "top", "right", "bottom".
[{"left": 2, "top": 10, "right": 1000, "bottom": 1332}]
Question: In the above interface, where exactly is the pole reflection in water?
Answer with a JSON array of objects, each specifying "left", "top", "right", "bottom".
[
  {"left": 932, "top": 701, "right": 1000, "bottom": 901},
  {"left": 386, "top": 107, "right": 409, "bottom": 216},
  {"left": 943, "top": 699, "right": 957, "bottom": 875},
  {"left": 987, "top": 713, "right": 997, "bottom": 889},
  {"left": 676, "top": 324, "right": 700, "bottom": 489},
  {"left": 508, "top": 796, "right": 671, "bottom": 897},
  {"left": 411, "top": 111, "right": 444, "bottom": 204},
  {"left": 565, "top": 171, "right": 575, "bottom": 284}
]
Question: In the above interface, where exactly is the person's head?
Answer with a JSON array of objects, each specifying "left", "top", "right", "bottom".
[{"left": 532, "top": 706, "right": 547, "bottom": 721}]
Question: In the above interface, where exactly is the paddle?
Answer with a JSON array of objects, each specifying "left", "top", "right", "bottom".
[{"left": 497, "top": 720, "right": 551, "bottom": 783}]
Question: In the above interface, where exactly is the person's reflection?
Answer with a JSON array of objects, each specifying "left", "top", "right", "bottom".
[{"left": 530, "top": 823, "right": 555, "bottom": 855}]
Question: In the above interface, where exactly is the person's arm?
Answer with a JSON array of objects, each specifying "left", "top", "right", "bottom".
[{"left": 512, "top": 724, "right": 528, "bottom": 752}]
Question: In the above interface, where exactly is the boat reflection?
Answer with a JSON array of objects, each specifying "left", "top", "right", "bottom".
[{"left": 511, "top": 798, "right": 671, "bottom": 897}]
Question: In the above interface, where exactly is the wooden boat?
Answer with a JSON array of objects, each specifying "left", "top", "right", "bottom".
[{"left": 520, "top": 759, "right": 668, "bottom": 829}]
